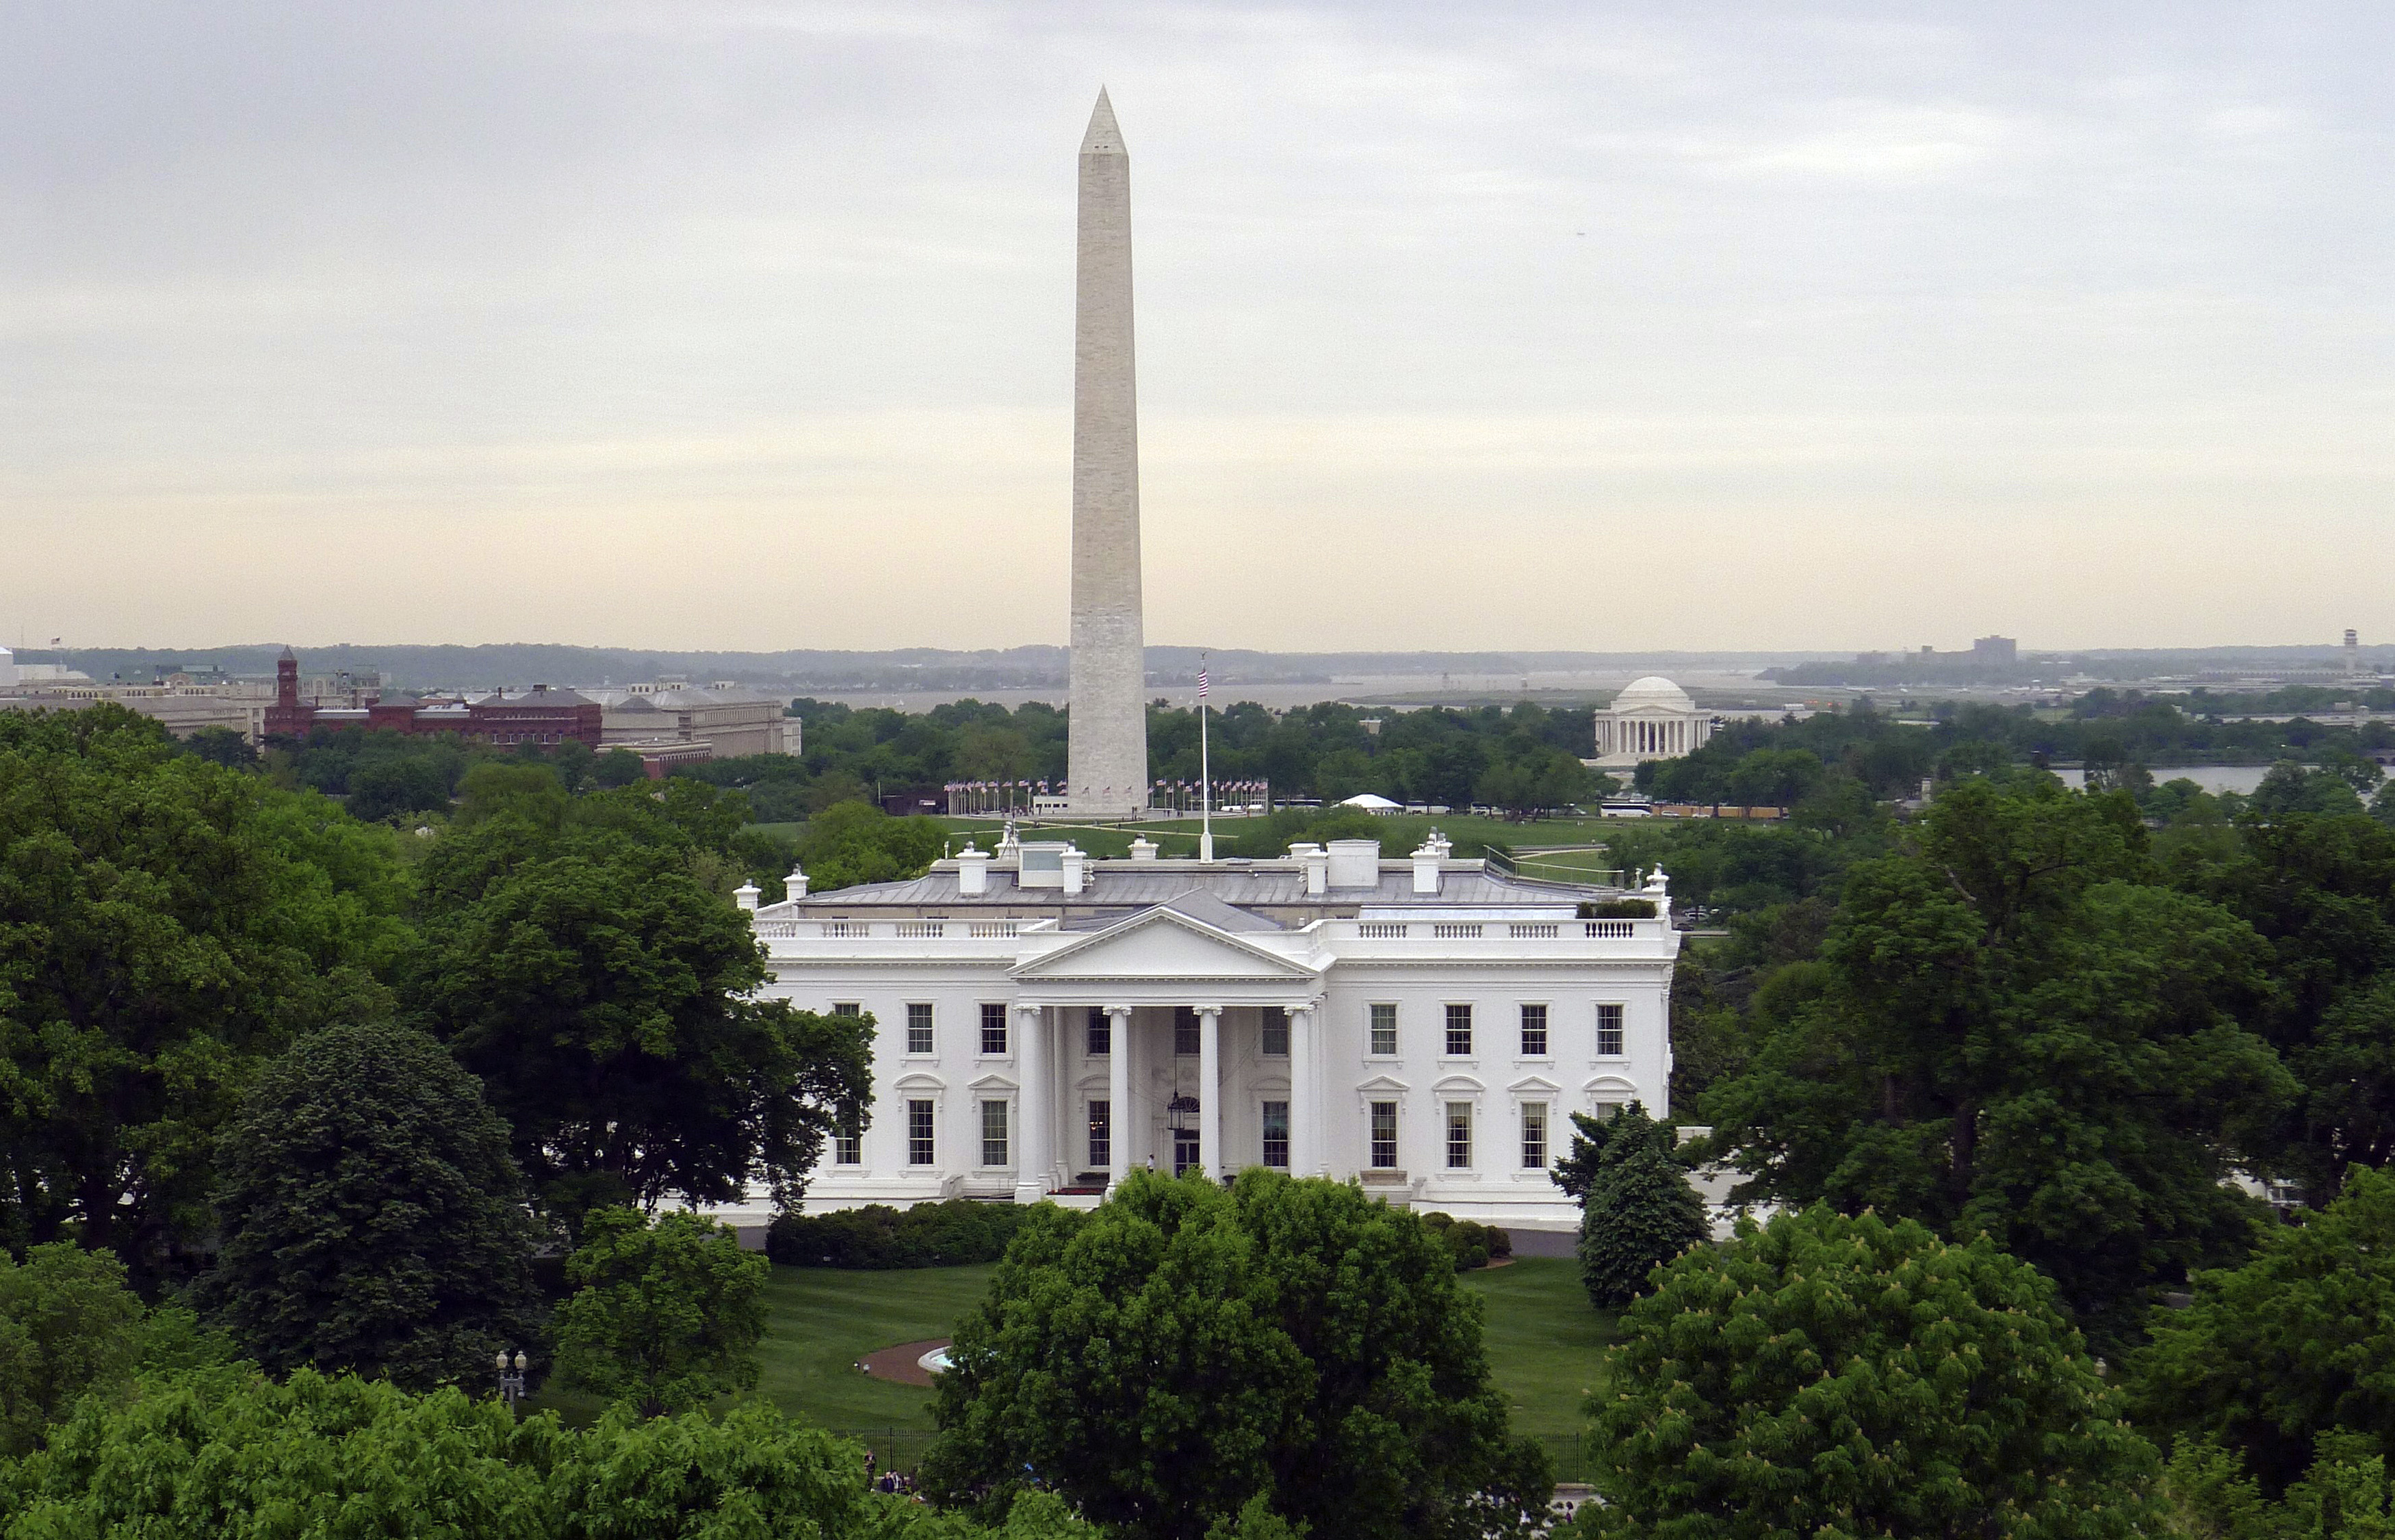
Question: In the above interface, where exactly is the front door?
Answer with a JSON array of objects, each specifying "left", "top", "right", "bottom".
[{"left": 1172, "top": 1130, "right": 1201, "bottom": 1177}]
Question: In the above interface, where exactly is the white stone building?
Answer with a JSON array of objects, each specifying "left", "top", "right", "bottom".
[
  {"left": 1591, "top": 676, "right": 1716, "bottom": 770},
  {"left": 745, "top": 831, "right": 1679, "bottom": 1232}
]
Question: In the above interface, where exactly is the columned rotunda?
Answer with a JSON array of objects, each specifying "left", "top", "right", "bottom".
[{"left": 1592, "top": 676, "right": 1714, "bottom": 770}]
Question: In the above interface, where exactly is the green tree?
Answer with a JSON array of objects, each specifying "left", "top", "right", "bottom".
[
  {"left": 794, "top": 800, "right": 947, "bottom": 891},
  {"left": 0, "top": 1242, "right": 146, "bottom": 1457},
  {"left": 1556, "top": 1103, "right": 1709, "bottom": 1309},
  {"left": 0, "top": 706, "right": 411, "bottom": 1277},
  {"left": 551, "top": 1207, "right": 768, "bottom": 1418},
  {"left": 2129, "top": 1167, "right": 2395, "bottom": 1496},
  {"left": 591, "top": 747, "right": 648, "bottom": 788},
  {"left": 1699, "top": 776, "right": 2292, "bottom": 1345},
  {"left": 924, "top": 1170, "right": 1549, "bottom": 1540},
  {"left": 1581, "top": 1204, "right": 2160, "bottom": 1539},
  {"left": 347, "top": 755, "right": 451, "bottom": 822},
  {"left": 411, "top": 811, "right": 872, "bottom": 1222},
  {"left": 196, "top": 1019, "right": 541, "bottom": 1391},
  {"left": 2, "top": 1365, "right": 948, "bottom": 1539}
]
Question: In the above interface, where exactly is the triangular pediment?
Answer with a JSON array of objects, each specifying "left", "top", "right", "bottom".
[{"left": 1011, "top": 907, "right": 1318, "bottom": 982}]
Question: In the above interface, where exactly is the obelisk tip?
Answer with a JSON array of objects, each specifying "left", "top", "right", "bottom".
[{"left": 1081, "top": 88, "right": 1125, "bottom": 156}]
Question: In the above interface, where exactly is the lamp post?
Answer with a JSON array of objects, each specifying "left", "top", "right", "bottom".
[{"left": 495, "top": 1348, "right": 528, "bottom": 1411}]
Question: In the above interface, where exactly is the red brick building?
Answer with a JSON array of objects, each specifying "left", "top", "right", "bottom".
[{"left": 264, "top": 647, "right": 603, "bottom": 749}]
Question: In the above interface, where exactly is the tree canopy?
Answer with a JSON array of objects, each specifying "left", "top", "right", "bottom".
[
  {"left": 0, "top": 705, "right": 411, "bottom": 1281},
  {"left": 924, "top": 1171, "right": 1549, "bottom": 1540},
  {"left": 550, "top": 1208, "right": 768, "bottom": 1419},
  {"left": 1698, "top": 776, "right": 2290, "bottom": 1345},
  {"left": 196, "top": 1018, "right": 541, "bottom": 1391},
  {"left": 406, "top": 778, "right": 873, "bottom": 1220},
  {"left": 1583, "top": 1203, "right": 2160, "bottom": 1539},
  {"left": 0, "top": 1242, "right": 146, "bottom": 1458}
]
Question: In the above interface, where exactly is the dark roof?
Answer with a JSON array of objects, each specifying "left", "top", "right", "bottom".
[{"left": 766, "top": 862, "right": 1607, "bottom": 914}]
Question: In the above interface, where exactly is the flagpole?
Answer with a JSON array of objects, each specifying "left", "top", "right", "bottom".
[{"left": 1198, "top": 655, "right": 1213, "bottom": 863}]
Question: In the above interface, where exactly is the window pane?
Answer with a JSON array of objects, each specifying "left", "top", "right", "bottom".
[
  {"left": 1597, "top": 1003, "right": 1624, "bottom": 1057},
  {"left": 834, "top": 1100, "right": 863, "bottom": 1165},
  {"left": 907, "top": 1003, "right": 935, "bottom": 1054},
  {"left": 981, "top": 1002, "right": 1008, "bottom": 1056},
  {"left": 1087, "top": 1007, "right": 1110, "bottom": 1056},
  {"left": 981, "top": 1099, "right": 1009, "bottom": 1168},
  {"left": 1446, "top": 1101, "right": 1471, "bottom": 1169},
  {"left": 831, "top": 1002, "right": 860, "bottom": 1019},
  {"left": 1521, "top": 1104, "right": 1546, "bottom": 1169},
  {"left": 1445, "top": 1004, "right": 1473, "bottom": 1056},
  {"left": 1088, "top": 1099, "right": 1111, "bottom": 1169},
  {"left": 1369, "top": 1003, "right": 1397, "bottom": 1056},
  {"left": 1174, "top": 1006, "right": 1200, "bottom": 1056},
  {"left": 1260, "top": 1007, "right": 1289, "bottom": 1057},
  {"left": 1369, "top": 1101, "right": 1398, "bottom": 1169},
  {"left": 1260, "top": 1100, "right": 1289, "bottom": 1168},
  {"left": 1520, "top": 1003, "right": 1548, "bottom": 1057},
  {"left": 907, "top": 1099, "right": 935, "bottom": 1166}
]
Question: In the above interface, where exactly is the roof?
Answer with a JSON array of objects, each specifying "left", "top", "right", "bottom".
[
  {"left": 1611, "top": 675, "right": 1694, "bottom": 712},
  {"left": 1336, "top": 793, "right": 1402, "bottom": 810},
  {"left": 764, "top": 859, "right": 1611, "bottom": 915},
  {"left": 475, "top": 686, "right": 597, "bottom": 710}
]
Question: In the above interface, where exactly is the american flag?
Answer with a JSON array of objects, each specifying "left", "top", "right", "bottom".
[{"left": 1197, "top": 665, "right": 1209, "bottom": 699}]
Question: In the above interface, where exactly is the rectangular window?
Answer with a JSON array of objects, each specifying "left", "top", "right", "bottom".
[
  {"left": 1522, "top": 1104, "right": 1547, "bottom": 1169},
  {"left": 1174, "top": 1006, "right": 1200, "bottom": 1056},
  {"left": 1087, "top": 1007, "right": 1110, "bottom": 1056},
  {"left": 1447, "top": 1102, "right": 1473, "bottom": 1169},
  {"left": 1369, "top": 1101, "right": 1398, "bottom": 1169},
  {"left": 1445, "top": 1004, "right": 1473, "bottom": 1057},
  {"left": 1088, "top": 1100, "right": 1111, "bottom": 1169},
  {"left": 981, "top": 1099, "right": 1009, "bottom": 1168},
  {"left": 1520, "top": 1003, "right": 1549, "bottom": 1057},
  {"left": 906, "top": 1003, "right": 934, "bottom": 1055},
  {"left": 831, "top": 1002, "right": 860, "bottom": 1019},
  {"left": 1260, "top": 1006, "right": 1289, "bottom": 1058},
  {"left": 907, "top": 1099, "right": 935, "bottom": 1166},
  {"left": 980, "top": 1003, "right": 1008, "bottom": 1056},
  {"left": 1369, "top": 1003, "right": 1398, "bottom": 1056},
  {"left": 1596, "top": 1003, "right": 1624, "bottom": 1058},
  {"left": 1260, "top": 1100, "right": 1289, "bottom": 1168},
  {"left": 834, "top": 1100, "right": 863, "bottom": 1166}
]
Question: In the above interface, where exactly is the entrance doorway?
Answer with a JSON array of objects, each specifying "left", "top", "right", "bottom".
[{"left": 1172, "top": 1130, "right": 1201, "bottom": 1176}]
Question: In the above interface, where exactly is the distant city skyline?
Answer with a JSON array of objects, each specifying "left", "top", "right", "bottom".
[{"left": 3, "top": 3, "right": 2389, "bottom": 651}]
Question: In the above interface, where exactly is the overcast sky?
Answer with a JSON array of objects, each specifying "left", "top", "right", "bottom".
[{"left": 2, "top": 1, "right": 2389, "bottom": 653}]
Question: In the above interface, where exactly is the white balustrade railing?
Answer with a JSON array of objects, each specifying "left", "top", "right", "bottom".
[
  {"left": 1508, "top": 922, "right": 1560, "bottom": 939},
  {"left": 1582, "top": 919, "right": 1635, "bottom": 938},
  {"left": 1356, "top": 922, "right": 1408, "bottom": 939}
]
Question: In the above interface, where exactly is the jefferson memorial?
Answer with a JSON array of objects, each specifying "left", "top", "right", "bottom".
[{"left": 737, "top": 95, "right": 1681, "bottom": 1231}]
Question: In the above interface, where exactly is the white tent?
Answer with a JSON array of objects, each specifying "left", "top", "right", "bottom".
[{"left": 1336, "top": 793, "right": 1403, "bottom": 813}]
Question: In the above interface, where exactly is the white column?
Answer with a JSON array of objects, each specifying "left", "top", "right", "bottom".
[
  {"left": 1014, "top": 1002, "right": 1048, "bottom": 1203},
  {"left": 1106, "top": 1004, "right": 1132, "bottom": 1192},
  {"left": 1196, "top": 1004, "right": 1224, "bottom": 1180},
  {"left": 1290, "top": 1003, "right": 1320, "bottom": 1177}
]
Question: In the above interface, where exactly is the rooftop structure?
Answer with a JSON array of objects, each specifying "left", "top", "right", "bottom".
[{"left": 1590, "top": 675, "right": 1714, "bottom": 769}]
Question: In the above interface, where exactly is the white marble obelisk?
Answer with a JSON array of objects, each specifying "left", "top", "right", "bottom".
[{"left": 1065, "top": 88, "right": 1149, "bottom": 820}]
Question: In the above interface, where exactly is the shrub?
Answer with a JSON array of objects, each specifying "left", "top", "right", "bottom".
[
  {"left": 1418, "top": 1212, "right": 1513, "bottom": 1271},
  {"left": 1579, "top": 898, "right": 1656, "bottom": 919},
  {"left": 766, "top": 1200, "right": 1035, "bottom": 1269}
]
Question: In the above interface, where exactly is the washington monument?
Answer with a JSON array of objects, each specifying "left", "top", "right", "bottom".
[{"left": 1065, "top": 88, "right": 1149, "bottom": 818}]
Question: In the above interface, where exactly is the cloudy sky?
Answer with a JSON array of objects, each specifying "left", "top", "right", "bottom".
[{"left": 2, "top": 1, "right": 2388, "bottom": 653}]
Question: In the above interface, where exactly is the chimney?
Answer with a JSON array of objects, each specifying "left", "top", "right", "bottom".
[
  {"left": 734, "top": 881, "right": 760, "bottom": 913},
  {"left": 957, "top": 844, "right": 992, "bottom": 895},
  {"left": 785, "top": 865, "right": 809, "bottom": 903},
  {"left": 1325, "top": 839, "right": 1380, "bottom": 889},
  {"left": 1411, "top": 839, "right": 1442, "bottom": 896},
  {"left": 1061, "top": 845, "right": 1089, "bottom": 897},
  {"left": 1291, "top": 842, "right": 1329, "bottom": 896},
  {"left": 1128, "top": 836, "right": 1159, "bottom": 862}
]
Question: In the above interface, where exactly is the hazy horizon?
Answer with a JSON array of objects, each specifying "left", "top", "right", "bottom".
[{"left": 5, "top": 3, "right": 2390, "bottom": 653}]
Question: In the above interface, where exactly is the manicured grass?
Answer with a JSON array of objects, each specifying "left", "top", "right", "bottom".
[
  {"left": 1465, "top": 1257, "right": 1617, "bottom": 1482},
  {"left": 751, "top": 1263, "right": 998, "bottom": 1469},
  {"left": 738, "top": 1255, "right": 1613, "bottom": 1480}
]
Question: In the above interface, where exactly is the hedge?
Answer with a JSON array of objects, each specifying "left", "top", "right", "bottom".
[{"left": 766, "top": 1200, "right": 1033, "bottom": 1269}]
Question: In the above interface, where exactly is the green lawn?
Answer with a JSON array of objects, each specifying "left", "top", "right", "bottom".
[
  {"left": 1466, "top": 1257, "right": 1616, "bottom": 1482},
  {"left": 742, "top": 1255, "right": 1611, "bottom": 1480},
  {"left": 751, "top": 1263, "right": 997, "bottom": 1470}
]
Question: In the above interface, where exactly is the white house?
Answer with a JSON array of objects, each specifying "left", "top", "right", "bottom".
[
  {"left": 1591, "top": 676, "right": 1716, "bottom": 770},
  {"left": 743, "top": 829, "right": 1680, "bottom": 1233}
]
